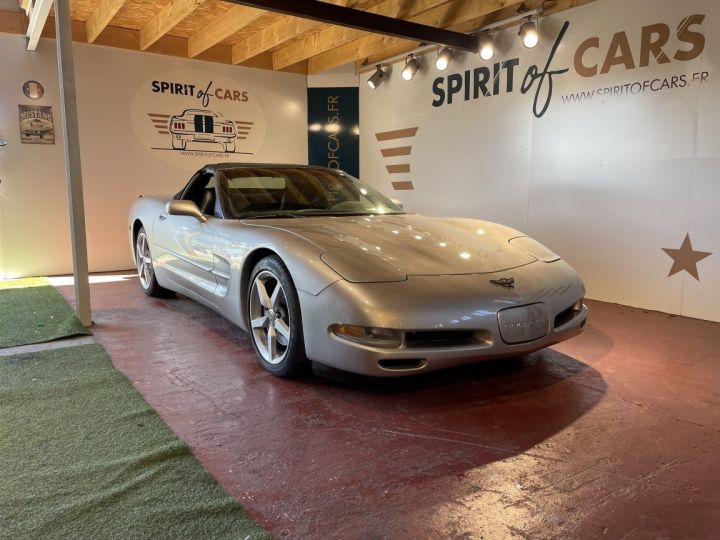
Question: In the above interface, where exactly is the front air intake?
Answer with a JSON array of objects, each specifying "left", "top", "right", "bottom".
[
  {"left": 378, "top": 359, "right": 426, "bottom": 370},
  {"left": 554, "top": 300, "right": 584, "bottom": 328},
  {"left": 405, "top": 330, "right": 491, "bottom": 348}
]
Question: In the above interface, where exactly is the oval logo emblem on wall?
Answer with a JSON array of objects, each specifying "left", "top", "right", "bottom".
[
  {"left": 23, "top": 80, "right": 44, "bottom": 100},
  {"left": 131, "top": 69, "right": 266, "bottom": 167}
]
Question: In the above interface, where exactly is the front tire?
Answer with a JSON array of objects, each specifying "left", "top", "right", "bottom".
[
  {"left": 135, "top": 226, "right": 172, "bottom": 298},
  {"left": 248, "top": 256, "right": 308, "bottom": 377}
]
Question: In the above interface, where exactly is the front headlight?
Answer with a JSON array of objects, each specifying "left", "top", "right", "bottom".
[{"left": 330, "top": 324, "right": 401, "bottom": 348}]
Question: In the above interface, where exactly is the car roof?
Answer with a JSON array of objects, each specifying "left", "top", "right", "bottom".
[{"left": 205, "top": 163, "right": 337, "bottom": 172}]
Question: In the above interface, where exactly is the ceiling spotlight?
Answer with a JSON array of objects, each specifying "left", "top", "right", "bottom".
[
  {"left": 478, "top": 32, "right": 495, "bottom": 61},
  {"left": 519, "top": 18, "right": 539, "bottom": 49},
  {"left": 401, "top": 55, "right": 420, "bottom": 81},
  {"left": 367, "top": 65, "right": 387, "bottom": 89},
  {"left": 435, "top": 47, "right": 453, "bottom": 71}
]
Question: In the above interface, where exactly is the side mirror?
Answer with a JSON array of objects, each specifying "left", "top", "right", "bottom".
[
  {"left": 166, "top": 200, "right": 207, "bottom": 223},
  {"left": 391, "top": 198, "right": 404, "bottom": 210}
]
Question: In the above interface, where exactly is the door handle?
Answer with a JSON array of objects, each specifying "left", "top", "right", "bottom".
[{"left": 159, "top": 214, "right": 167, "bottom": 221}]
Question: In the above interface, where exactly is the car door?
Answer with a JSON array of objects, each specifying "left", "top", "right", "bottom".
[{"left": 152, "top": 171, "right": 219, "bottom": 300}]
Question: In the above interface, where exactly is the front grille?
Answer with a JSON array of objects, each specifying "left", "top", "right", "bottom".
[{"left": 405, "top": 330, "right": 490, "bottom": 348}]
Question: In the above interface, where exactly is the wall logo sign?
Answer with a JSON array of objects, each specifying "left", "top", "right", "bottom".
[
  {"left": 374, "top": 127, "right": 418, "bottom": 191},
  {"left": 147, "top": 110, "right": 252, "bottom": 153},
  {"left": 131, "top": 70, "right": 266, "bottom": 167},
  {"left": 18, "top": 105, "right": 54, "bottom": 145},
  {"left": 22, "top": 80, "right": 44, "bottom": 100},
  {"left": 431, "top": 14, "right": 708, "bottom": 118}
]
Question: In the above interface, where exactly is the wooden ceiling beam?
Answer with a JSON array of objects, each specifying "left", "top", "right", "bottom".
[
  {"left": 350, "top": 0, "right": 597, "bottom": 71},
  {"left": 224, "top": 0, "right": 477, "bottom": 68},
  {"left": 230, "top": 0, "right": 354, "bottom": 65},
  {"left": 355, "top": 1, "right": 539, "bottom": 69},
  {"left": 139, "top": 0, "right": 208, "bottom": 51},
  {"left": 0, "top": 9, "right": 26, "bottom": 34},
  {"left": 188, "top": 5, "right": 265, "bottom": 58},
  {"left": 232, "top": 16, "right": 319, "bottom": 65},
  {"left": 271, "top": 0, "right": 452, "bottom": 71},
  {"left": 307, "top": 0, "right": 527, "bottom": 74},
  {"left": 86, "top": 0, "right": 130, "bottom": 43},
  {"left": 0, "top": 9, "right": 307, "bottom": 73}
]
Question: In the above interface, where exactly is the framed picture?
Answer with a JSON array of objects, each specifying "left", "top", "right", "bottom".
[{"left": 18, "top": 105, "right": 55, "bottom": 145}]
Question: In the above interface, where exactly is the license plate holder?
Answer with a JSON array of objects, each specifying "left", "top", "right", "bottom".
[{"left": 497, "top": 303, "right": 550, "bottom": 344}]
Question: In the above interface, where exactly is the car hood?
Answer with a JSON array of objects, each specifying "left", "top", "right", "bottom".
[{"left": 265, "top": 214, "right": 539, "bottom": 282}]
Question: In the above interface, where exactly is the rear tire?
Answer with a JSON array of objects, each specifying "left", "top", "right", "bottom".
[
  {"left": 248, "top": 256, "right": 309, "bottom": 377},
  {"left": 135, "top": 226, "right": 173, "bottom": 298}
]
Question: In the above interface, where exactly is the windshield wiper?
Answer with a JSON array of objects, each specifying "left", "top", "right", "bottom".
[
  {"left": 297, "top": 211, "right": 407, "bottom": 216},
  {"left": 239, "top": 210, "right": 407, "bottom": 219},
  {"left": 240, "top": 212, "right": 303, "bottom": 219}
]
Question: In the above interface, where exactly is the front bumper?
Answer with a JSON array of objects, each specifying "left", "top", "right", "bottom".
[{"left": 298, "top": 261, "right": 587, "bottom": 377}]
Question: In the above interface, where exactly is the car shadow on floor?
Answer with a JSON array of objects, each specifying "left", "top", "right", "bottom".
[
  {"left": 312, "top": 348, "right": 598, "bottom": 392},
  {"left": 264, "top": 348, "right": 608, "bottom": 539},
  {"left": 302, "top": 347, "right": 607, "bottom": 428}
]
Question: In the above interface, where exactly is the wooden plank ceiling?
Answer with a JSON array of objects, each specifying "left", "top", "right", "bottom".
[{"left": 0, "top": 0, "right": 595, "bottom": 74}]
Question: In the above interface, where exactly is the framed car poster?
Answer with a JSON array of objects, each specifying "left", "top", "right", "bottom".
[{"left": 18, "top": 105, "right": 55, "bottom": 145}]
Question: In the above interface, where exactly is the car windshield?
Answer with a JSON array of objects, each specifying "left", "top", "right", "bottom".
[{"left": 216, "top": 167, "right": 405, "bottom": 219}]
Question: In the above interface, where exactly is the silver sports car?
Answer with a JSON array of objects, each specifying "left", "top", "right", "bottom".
[{"left": 129, "top": 164, "right": 587, "bottom": 377}]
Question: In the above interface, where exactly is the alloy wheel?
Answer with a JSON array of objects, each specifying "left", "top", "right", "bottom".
[
  {"left": 136, "top": 231, "right": 154, "bottom": 290},
  {"left": 249, "top": 270, "right": 291, "bottom": 365}
]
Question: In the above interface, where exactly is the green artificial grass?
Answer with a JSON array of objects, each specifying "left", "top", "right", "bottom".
[
  {"left": 0, "top": 344, "right": 269, "bottom": 540},
  {"left": 0, "top": 277, "right": 90, "bottom": 348}
]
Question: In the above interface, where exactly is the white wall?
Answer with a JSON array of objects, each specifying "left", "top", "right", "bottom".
[
  {"left": 307, "top": 63, "right": 359, "bottom": 88},
  {"left": 360, "top": 0, "right": 720, "bottom": 322},
  {"left": 0, "top": 33, "right": 307, "bottom": 277}
]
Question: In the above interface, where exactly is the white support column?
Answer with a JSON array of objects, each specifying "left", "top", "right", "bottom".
[
  {"left": 26, "top": 0, "right": 53, "bottom": 51},
  {"left": 54, "top": 0, "right": 92, "bottom": 327}
]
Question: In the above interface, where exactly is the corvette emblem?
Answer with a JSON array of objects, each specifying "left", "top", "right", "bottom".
[{"left": 490, "top": 277, "right": 515, "bottom": 288}]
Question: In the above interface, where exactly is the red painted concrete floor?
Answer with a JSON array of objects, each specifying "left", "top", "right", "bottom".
[{"left": 57, "top": 275, "right": 720, "bottom": 539}]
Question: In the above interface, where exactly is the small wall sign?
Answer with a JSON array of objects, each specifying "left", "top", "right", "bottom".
[
  {"left": 18, "top": 105, "right": 55, "bottom": 145},
  {"left": 22, "top": 80, "right": 44, "bottom": 100}
]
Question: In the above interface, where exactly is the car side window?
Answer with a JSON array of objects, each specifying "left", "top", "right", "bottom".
[{"left": 181, "top": 172, "right": 219, "bottom": 217}]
